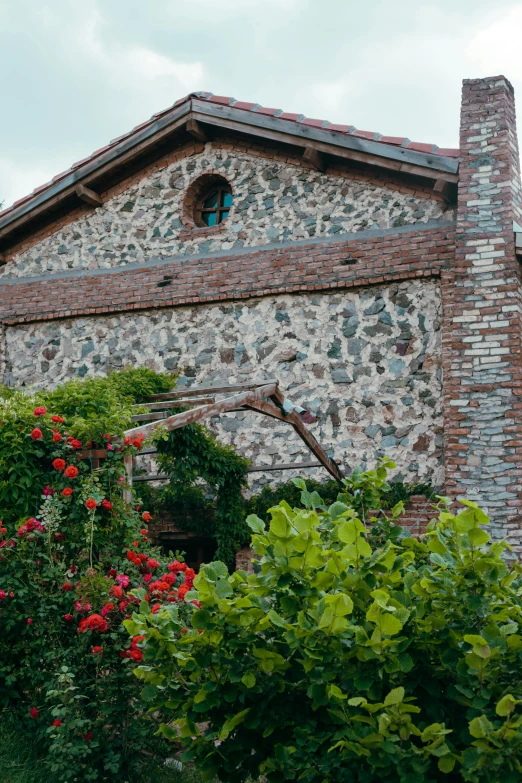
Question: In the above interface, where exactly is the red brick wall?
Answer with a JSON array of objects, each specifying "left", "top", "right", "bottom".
[{"left": 0, "top": 223, "right": 454, "bottom": 325}]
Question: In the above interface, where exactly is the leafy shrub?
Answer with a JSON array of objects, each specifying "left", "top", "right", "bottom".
[
  {"left": 129, "top": 462, "right": 522, "bottom": 783},
  {"left": 0, "top": 394, "right": 198, "bottom": 781},
  {"left": 39, "top": 368, "right": 173, "bottom": 444}
]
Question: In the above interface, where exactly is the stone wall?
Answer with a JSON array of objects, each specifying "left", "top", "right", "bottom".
[
  {"left": 4, "top": 279, "right": 443, "bottom": 486},
  {"left": 2, "top": 140, "right": 451, "bottom": 280}
]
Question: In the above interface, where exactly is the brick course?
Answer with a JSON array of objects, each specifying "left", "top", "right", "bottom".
[{"left": 0, "top": 223, "right": 455, "bottom": 325}]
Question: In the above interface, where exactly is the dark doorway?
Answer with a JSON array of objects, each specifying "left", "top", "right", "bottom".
[{"left": 159, "top": 535, "right": 217, "bottom": 571}]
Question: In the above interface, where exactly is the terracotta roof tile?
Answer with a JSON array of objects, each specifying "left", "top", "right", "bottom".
[
  {"left": 351, "top": 130, "right": 382, "bottom": 141},
  {"left": 0, "top": 90, "right": 459, "bottom": 220}
]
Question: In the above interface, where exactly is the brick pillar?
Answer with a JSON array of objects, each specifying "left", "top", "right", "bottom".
[{"left": 442, "top": 76, "right": 522, "bottom": 551}]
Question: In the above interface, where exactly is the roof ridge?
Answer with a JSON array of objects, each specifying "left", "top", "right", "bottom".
[{"left": 0, "top": 91, "right": 459, "bottom": 219}]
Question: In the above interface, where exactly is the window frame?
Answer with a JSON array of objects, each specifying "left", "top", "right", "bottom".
[{"left": 195, "top": 185, "right": 233, "bottom": 228}]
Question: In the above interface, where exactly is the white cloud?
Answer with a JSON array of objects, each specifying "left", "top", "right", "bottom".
[
  {"left": 0, "top": 158, "right": 57, "bottom": 210},
  {"left": 466, "top": 6, "right": 522, "bottom": 82}
]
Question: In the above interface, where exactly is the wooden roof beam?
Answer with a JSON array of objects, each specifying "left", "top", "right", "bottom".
[
  {"left": 186, "top": 118, "right": 209, "bottom": 143},
  {"left": 303, "top": 146, "right": 325, "bottom": 172},
  {"left": 75, "top": 184, "right": 102, "bottom": 207}
]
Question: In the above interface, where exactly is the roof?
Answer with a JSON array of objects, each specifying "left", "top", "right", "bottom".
[{"left": 0, "top": 91, "right": 460, "bottom": 247}]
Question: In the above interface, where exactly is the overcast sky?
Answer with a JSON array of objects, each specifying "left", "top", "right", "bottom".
[{"left": 1, "top": 0, "right": 522, "bottom": 209}]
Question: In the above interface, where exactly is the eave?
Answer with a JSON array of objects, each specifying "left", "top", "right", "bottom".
[{"left": 0, "top": 98, "right": 459, "bottom": 253}]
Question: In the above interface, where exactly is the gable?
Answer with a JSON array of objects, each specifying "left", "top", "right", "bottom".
[{"left": 3, "top": 139, "right": 453, "bottom": 280}]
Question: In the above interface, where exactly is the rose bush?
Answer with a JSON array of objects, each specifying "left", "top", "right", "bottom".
[
  {"left": 0, "top": 390, "right": 197, "bottom": 782},
  {"left": 128, "top": 464, "right": 522, "bottom": 783}
]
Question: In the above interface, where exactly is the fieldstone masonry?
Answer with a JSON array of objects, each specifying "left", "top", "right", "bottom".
[
  {"left": 5, "top": 281, "right": 443, "bottom": 488},
  {"left": 1, "top": 75, "right": 522, "bottom": 551}
]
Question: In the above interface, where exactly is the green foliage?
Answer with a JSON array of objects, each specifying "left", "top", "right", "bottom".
[
  {"left": 39, "top": 368, "right": 173, "bottom": 444},
  {"left": 129, "top": 462, "right": 522, "bottom": 783},
  {"left": 246, "top": 471, "right": 435, "bottom": 524},
  {"left": 155, "top": 423, "right": 250, "bottom": 567},
  {"left": 0, "top": 399, "right": 196, "bottom": 781}
]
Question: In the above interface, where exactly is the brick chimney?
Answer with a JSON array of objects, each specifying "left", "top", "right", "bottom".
[{"left": 443, "top": 76, "right": 522, "bottom": 550}]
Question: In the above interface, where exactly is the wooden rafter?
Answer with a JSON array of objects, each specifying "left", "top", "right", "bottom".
[{"left": 124, "top": 380, "right": 344, "bottom": 483}]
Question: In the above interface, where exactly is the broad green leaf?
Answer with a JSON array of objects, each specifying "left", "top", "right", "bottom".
[
  {"left": 241, "top": 672, "right": 256, "bottom": 689},
  {"left": 468, "top": 527, "right": 490, "bottom": 546},
  {"left": 438, "top": 756, "right": 456, "bottom": 773},
  {"left": 469, "top": 715, "right": 493, "bottom": 738},
  {"left": 384, "top": 687, "right": 405, "bottom": 706},
  {"left": 379, "top": 613, "right": 403, "bottom": 636},
  {"left": 246, "top": 514, "right": 265, "bottom": 534},
  {"left": 496, "top": 694, "right": 518, "bottom": 716}
]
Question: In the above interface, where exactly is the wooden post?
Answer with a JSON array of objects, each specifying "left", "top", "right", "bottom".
[{"left": 123, "top": 454, "right": 133, "bottom": 506}]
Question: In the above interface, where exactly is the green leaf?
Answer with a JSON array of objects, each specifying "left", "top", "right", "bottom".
[
  {"left": 468, "top": 527, "right": 490, "bottom": 546},
  {"left": 384, "top": 687, "right": 405, "bottom": 706},
  {"left": 246, "top": 514, "right": 265, "bottom": 534},
  {"left": 241, "top": 672, "right": 256, "bottom": 689},
  {"left": 438, "top": 756, "right": 456, "bottom": 773},
  {"left": 469, "top": 715, "right": 493, "bottom": 738},
  {"left": 379, "top": 613, "right": 403, "bottom": 636},
  {"left": 141, "top": 684, "right": 157, "bottom": 703},
  {"left": 496, "top": 694, "right": 518, "bottom": 716},
  {"left": 268, "top": 609, "right": 285, "bottom": 628}
]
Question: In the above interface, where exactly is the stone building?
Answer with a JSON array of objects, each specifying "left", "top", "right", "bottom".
[{"left": 0, "top": 75, "right": 521, "bottom": 550}]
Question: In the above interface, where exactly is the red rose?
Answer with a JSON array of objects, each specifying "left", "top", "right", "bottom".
[
  {"left": 51, "top": 415, "right": 64, "bottom": 423},
  {"left": 128, "top": 648, "right": 143, "bottom": 661},
  {"left": 101, "top": 499, "right": 113, "bottom": 510},
  {"left": 52, "top": 458, "right": 66, "bottom": 471},
  {"left": 30, "top": 428, "right": 43, "bottom": 440},
  {"left": 168, "top": 560, "right": 183, "bottom": 573},
  {"left": 52, "top": 432, "right": 62, "bottom": 442},
  {"left": 85, "top": 498, "right": 97, "bottom": 510},
  {"left": 26, "top": 617, "right": 33, "bottom": 625},
  {"left": 29, "top": 707, "right": 39, "bottom": 719},
  {"left": 119, "top": 601, "right": 128, "bottom": 612},
  {"left": 142, "top": 512, "right": 151, "bottom": 522},
  {"left": 151, "top": 603, "right": 162, "bottom": 614},
  {"left": 33, "top": 407, "right": 47, "bottom": 417},
  {"left": 61, "top": 583, "right": 73, "bottom": 592},
  {"left": 177, "top": 585, "right": 189, "bottom": 601},
  {"left": 146, "top": 558, "right": 159, "bottom": 571},
  {"left": 124, "top": 436, "right": 131, "bottom": 446},
  {"left": 92, "top": 646, "right": 103, "bottom": 655},
  {"left": 52, "top": 719, "right": 62, "bottom": 727},
  {"left": 83, "top": 731, "right": 93, "bottom": 743},
  {"left": 64, "top": 466, "right": 79, "bottom": 479},
  {"left": 62, "top": 487, "right": 73, "bottom": 497},
  {"left": 64, "top": 614, "right": 73, "bottom": 622},
  {"left": 111, "top": 585, "right": 124, "bottom": 599},
  {"left": 70, "top": 439, "right": 82, "bottom": 449},
  {"left": 132, "top": 540, "right": 138, "bottom": 547},
  {"left": 140, "top": 528, "right": 147, "bottom": 536},
  {"left": 143, "top": 573, "right": 152, "bottom": 583},
  {"left": 78, "top": 614, "right": 108, "bottom": 633}
]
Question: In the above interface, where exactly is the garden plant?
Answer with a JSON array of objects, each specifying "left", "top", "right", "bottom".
[
  {"left": 0, "top": 371, "right": 203, "bottom": 782},
  {"left": 128, "top": 461, "right": 522, "bottom": 783}
]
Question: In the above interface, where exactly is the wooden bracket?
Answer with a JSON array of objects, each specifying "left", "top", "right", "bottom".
[
  {"left": 302, "top": 145, "right": 325, "bottom": 172},
  {"left": 75, "top": 184, "right": 102, "bottom": 207},
  {"left": 186, "top": 118, "right": 208, "bottom": 143},
  {"left": 433, "top": 178, "right": 455, "bottom": 204}
]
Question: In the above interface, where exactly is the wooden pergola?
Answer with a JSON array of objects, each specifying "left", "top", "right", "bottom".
[{"left": 122, "top": 379, "right": 344, "bottom": 494}]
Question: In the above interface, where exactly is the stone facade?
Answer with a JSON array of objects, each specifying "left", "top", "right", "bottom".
[
  {"left": 1, "top": 75, "right": 522, "bottom": 550},
  {"left": 4, "top": 280, "right": 443, "bottom": 486},
  {"left": 0, "top": 140, "right": 450, "bottom": 280}
]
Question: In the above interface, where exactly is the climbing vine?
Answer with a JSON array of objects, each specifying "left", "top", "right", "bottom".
[{"left": 154, "top": 423, "right": 250, "bottom": 568}]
